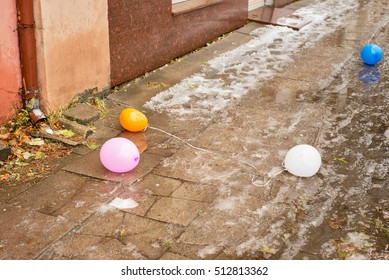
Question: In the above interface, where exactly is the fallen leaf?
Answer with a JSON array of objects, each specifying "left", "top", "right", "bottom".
[
  {"left": 16, "top": 148, "right": 24, "bottom": 155},
  {"left": 35, "top": 151, "right": 45, "bottom": 160},
  {"left": 22, "top": 152, "right": 33, "bottom": 160},
  {"left": 0, "top": 174, "right": 10, "bottom": 181},
  {"left": 20, "top": 135, "right": 31, "bottom": 144},
  {"left": 146, "top": 82, "right": 168, "bottom": 89},
  {"left": 14, "top": 128, "right": 24, "bottom": 137},
  {"left": 188, "top": 83, "right": 199, "bottom": 89},
  {"left": 86, "top": 141, "right": 99, "bottom": 150},
  {"left": 29, "top": 138, "right": 45, "bottom": 146},
  {"left": 0, "top": 133, "right": 10, "bottom": 140},
  {"left": 12, "top": 160, "right": 29, "bottom": 167},
  {"left": 329, "top": 220, "right": 342, "bottom": 229},
  {"left": 119, "top": 229, "right": 127, "bottom": 237},
  {"left": 333, "top": 157, "right": 348, "bottom": 164},
  {"left": 262, "top": 246, "right": 276, "bottom": 254},
  {"left": 58, "top": 129, "right": 76, "bottom": 138}
]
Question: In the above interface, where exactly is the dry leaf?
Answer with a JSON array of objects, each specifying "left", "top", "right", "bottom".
[
  {"left": 29, "top": 138, "right": 45, "bottom": 146},
  {"left": 329, "top": 220, "right": 343, "bottom": 229},
  {"left": 58, "top": 129, "right": 76, "bottom": 138},
  {"left": 0, "top": 133, "right": 10, "bottom": 140},
  {"left": 35, "top": 151, "right": 45, "bottom": 160},
  {"left": 262, "top": 246, "right": 276, "bottom": 254}
]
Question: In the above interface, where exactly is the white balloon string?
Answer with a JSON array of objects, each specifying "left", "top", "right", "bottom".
[
  {"left": 147, "top": 125, "right": 210, "bottom": 154},
  {"left": 147, "top": 125, "right": 284, "bottom": 187},
  {"left": 251, "top": 168, "right": 286, "bottom": 188}
]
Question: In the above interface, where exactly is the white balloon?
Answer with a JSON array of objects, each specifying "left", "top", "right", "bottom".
[{"left": 284, "top": 144, "right": 322, "bottom": 177}]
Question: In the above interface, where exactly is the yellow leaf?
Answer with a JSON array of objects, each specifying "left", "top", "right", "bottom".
[
  {"left": 58, "top": 129, "right": 76, "bottom": 138},
  {"left": 35, "top": 151, "right": 45, "bottom": 160},
  {"left": 87, "top": 142, "right": 99, "bottom": 150},
  {"left": 13, "top": 160, "right": 29, "bottom": 167},
  {"left": 119, "top": 229, "right": 127, "bottom": 237},
  {"left": 188, "top": 83, "right": 199, "bottom": 89},
  {"left": 333, "top": 157, "right": 348, "bottom": 164},
  {"left": 262, "top": 246, "right": 275, "bottom": 254}
]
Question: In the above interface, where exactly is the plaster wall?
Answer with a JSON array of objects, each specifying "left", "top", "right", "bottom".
[
  {"left": 33, "top": 0, "right": 111, "bottom": 112},
  {"left": 0, "top": 0, "right": 22, "bottom": 124}
]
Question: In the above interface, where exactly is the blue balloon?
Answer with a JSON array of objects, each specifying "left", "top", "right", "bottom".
[{"left": 360, "top": 44, "right": 383, "bottom": 65}]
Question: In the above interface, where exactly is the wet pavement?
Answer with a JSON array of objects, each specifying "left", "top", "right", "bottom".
[{"left": 1, "top": 0, "right": 388, "bottom": 260}]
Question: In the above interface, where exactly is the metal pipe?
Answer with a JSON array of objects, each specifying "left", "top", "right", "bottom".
[{"left": 16, "top": 0, "right": 46, "bottom": 124}]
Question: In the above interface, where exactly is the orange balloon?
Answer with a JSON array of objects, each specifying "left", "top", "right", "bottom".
[{"left": 120, "top": 108, "right": 148, "bottom": 132}]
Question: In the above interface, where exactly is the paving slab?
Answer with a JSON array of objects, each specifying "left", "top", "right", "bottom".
[
  {"left": 93, "top": 114, "right": 123, "bottom": 132},
  {"left": 177, "top": 210, "right": 255, "bottom": 247},
  {"left": 236, "top": 22, "right": 264, "bottom": 35},
  {"left": 0, "top": 182, "right": 33, "bottom": 203},
  {"left": 120, "top": 194, "right": 156, "bottom": 217},
  {"left": 38, "top": 233, "right": 104, "bottom": 260},
  {"left": 204, "top": 32, "right": 253, "bottom": 56},
  {"left": 87, "top": 125, "right": 121, "bottom": 145},
  {"left": 107, "top": 59, "right": 206, "bottom": 108},
  {"left": 63, "top": 150, "right": 161, "bottom": 185},
  {"left": 129, "top": 173, "right": 183, "bottom": 197},
  {"left": 277, "top": 52, "right": 351, "bottom": 85},
  {"left": 146, "top": 197, "right": 208, "bottom": 226},
  {"left": 118, "top": 131, "right": 149, "bottom": 153},
  {"left": 171, "top": 182, "right": 218, "bottom": 203},
  {"left": 78, "top": 211, "right": 183, "bottom": 259},
  {"left": 0, "top": 204, "right": 77, "bottom": 259},
  {"left": 181, "top": 48, "right": 217, "bottom": 65},
  {"left": 79, "top": 238, "right": 146, "bottom": 260},
  {"left": 153, "top": 147, "right": 253, "bottom": 186},
  {"left": 62, "top": 103, "right": 100, "bottom": 125},
  {"left": 8, "top": 171, "right": 123, "bottom": 223}
]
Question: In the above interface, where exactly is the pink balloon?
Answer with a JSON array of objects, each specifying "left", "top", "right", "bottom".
[{"left": 100, "top": 137, "right": 140, "bottom": 173}]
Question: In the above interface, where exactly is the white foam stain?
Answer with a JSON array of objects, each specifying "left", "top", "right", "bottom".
[
  {"left": 145, "top": 0, "right": 360, "bottom": 121},
  {"left": 197, "top": 245, "right": 218, "bottom": 259}
]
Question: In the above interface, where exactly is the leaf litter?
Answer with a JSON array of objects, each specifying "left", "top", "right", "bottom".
[{"left": 0, "top": 111, "right": 84, "bottom": 196}]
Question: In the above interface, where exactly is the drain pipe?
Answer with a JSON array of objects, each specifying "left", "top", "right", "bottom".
[{"left": 17, "top": 0, "right": 46, "bottom": 124}]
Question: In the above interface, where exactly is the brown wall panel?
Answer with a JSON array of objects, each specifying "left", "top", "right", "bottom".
[
  {"left": 108, "top": 0, "right": 247, "bottom": 86},
  {"left": 274, "top": 0, "right": 295, "bottom": 7}
]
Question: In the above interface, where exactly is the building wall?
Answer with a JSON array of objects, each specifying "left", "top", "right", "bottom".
[
  {"left": 33, "top": 0, "right": 111, "bottom": 112},
  {"left": 274, "top": 0, "right": 295, "bottom": 7},
  {"left": 108, "top": 0, "right": 248, "bottom": 86},
  {"left": 0, "top": 0, "right": 22, "bottom": 124}
]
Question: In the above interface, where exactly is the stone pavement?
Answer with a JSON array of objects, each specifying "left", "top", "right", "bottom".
[{"left": 1, "top": 0, "right": 388, "bottom": 260}]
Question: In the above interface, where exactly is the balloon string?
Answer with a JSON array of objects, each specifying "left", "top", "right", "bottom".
[
  {"left": 147, "top": 125, "right": 211, "bottom": 154},
  {"left": 251, "top": 168, "right": 286, "bottom": 187},
  {"left": 147, "top": 125, "right": 284, "bottom": 187}
]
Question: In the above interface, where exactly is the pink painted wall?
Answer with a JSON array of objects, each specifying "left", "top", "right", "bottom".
[{"left": 0, "top": 0, "right": 22, "bottom": 124}]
